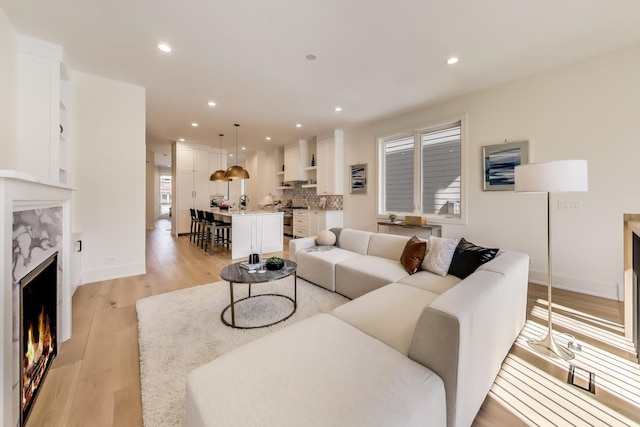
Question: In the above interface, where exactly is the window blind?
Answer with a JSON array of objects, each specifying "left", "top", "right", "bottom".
[
  {"left": 384, "top": 136, "right": 414, "bottom": 213},
  {"left": 421, "top": 124, "right": 461, "bottom": 215}
]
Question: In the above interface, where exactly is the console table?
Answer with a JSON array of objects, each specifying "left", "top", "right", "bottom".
[{"left": 376, "top": 221, "right": 442, "bottom": 238}]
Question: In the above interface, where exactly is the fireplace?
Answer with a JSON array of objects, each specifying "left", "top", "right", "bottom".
[{"left": 19, "top": 252, "right": 58, "bottom": 426}]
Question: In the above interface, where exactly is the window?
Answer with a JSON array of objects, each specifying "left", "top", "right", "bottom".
[{"left": 378, "top": 116, "right": 465, "bottom": 223}]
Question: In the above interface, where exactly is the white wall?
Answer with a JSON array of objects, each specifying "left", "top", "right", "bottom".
[
  {"left": 0, "top": 9, "right": 16, "bottom": 170},
  {"left": 70, "top": 70, "right": 146, "bottom": 284},
  {"left": 344, "top": 44, "right": 640, "bottom": 300},
  {"left": 145, "top": 148, "right": 155, "bottom": 229}
]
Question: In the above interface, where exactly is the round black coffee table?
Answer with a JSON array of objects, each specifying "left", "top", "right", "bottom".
[{"left": 219, "top": 259, "right": 297, "bottom": 329}]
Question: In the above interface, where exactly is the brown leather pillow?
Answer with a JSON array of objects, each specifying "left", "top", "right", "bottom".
[{"left": 400, "top": 236, "right": 427, "bottom": 274}]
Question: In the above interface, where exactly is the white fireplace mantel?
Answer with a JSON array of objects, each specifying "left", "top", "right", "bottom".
[{"left": 0, "top": 170, "right": 75, "bottom": 427}]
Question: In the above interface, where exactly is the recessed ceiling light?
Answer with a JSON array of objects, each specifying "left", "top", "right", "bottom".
[
  {"left": 446, "top": 57, "right": 459, "bottom": 65},
  {"left": 296, "top": 123, "right": 302, "bottom": 128},
  {"left": 178, "top": 138, "right": 185, "bottom": 141},
  {"left": 241, "top": 147, "right": 246, "bottom": 150},
  {"left": 266, "top": 137, "right": 271, "bottom": 141},
  {"left": 229, "top": 154, "right": 234, "bottom": 157},
  {"left": 334, "top": 106, "right": 342, "bottom": 112},
  {"left": 157, "top": 43, "right": 172, "bottom": 53},
  {"left": 306, "top": 54, "right": 316, "bottom": 61},
  {"left": 191, "top": 122, "right": 198, "bottom": 127},
  {"left": 207, "top": 101, "right": 216, "bottom": 107}
]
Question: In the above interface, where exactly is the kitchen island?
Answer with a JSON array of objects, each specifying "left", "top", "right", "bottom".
[{"left": 212, "top": 210, "right": 283, "bottom": 260}]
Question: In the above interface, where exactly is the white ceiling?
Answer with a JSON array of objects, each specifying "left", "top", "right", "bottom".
[{"left": 2, "top": 0, "right": 639, "bottom": 167}]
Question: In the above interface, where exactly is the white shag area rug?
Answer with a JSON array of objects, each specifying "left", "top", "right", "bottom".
[{"left": 136, "top": 276, "right": 348, "bottom": 427}]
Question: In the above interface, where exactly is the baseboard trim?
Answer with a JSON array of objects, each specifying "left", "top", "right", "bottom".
[
  {"left": 81, "top": 262, "right": 146, "bottom": 285},
  {"left": 529, "top": 269, "right": 621, "bottom": 301}
]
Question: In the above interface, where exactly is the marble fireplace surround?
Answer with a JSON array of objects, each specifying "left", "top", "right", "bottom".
[{"left": 0, "top": 171, "right": 73, "bottom": 427}]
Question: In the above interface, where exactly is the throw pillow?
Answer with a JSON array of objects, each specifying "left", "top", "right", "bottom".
[
  {"left": 316, "top": 230, "right": 337, "bottom": 246},
  {"left": 448, "top": 238, "right": 499, "bottom": 279},
  {"left": 400, "top": 236, "right": 427, "bottom": 274},
  {"left": 422, "top": 236, "right": 457, "bottom": 276}
]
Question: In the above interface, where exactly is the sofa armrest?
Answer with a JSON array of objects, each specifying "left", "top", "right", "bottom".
[
  {"left": 288, "top": 237, "right": 317, "bottom": 261},
  {"left": 408, "top": 251, "right": 529, "bottom": 427}
]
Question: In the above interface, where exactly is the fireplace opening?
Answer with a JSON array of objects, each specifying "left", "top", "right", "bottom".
[{"left": 20, "top": 252, "right": 58, "bottom": 426}]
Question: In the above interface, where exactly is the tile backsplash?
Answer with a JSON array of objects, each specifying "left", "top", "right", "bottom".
[{"left": 274, "top": 181, "right": 343, "bottom": 210}]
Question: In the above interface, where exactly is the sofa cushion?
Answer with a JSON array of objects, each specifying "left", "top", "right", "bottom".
[
  {"left": 185, "top": 314, "right": 446, "bottom": 427},
  {"left": 338, "top": 229, "right": 373, "bottom": 255},
  {"left": 296, "top": 247, "right": 360, "bottom": 292},
  {"left": 400, "top": 236, "right": 427, "bottom": 274},
  {"left": 367, "top": 233, "right": 411, "bottom": 260},
  {"left": 398, "top": 270, "right": 461, "bottom": 295},
  {"left": 332, "top": 283, "right": 439, "bottom": 355},
  {"left": 335, "top": 255, "right": 410, "bottom": 299},
  {"left": 448, "top": 238, "right": 499, "bottom": 279},
  {"left": 422, "top": 236, "right": 457, "bottom": 276},
  {"left": 329, "top": 227, "right": 343, "bottom": 247}
]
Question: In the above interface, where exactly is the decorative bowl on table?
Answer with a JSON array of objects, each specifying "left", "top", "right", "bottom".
[{"left": 266, "top": 256, "right": 284, "bottom": 270}]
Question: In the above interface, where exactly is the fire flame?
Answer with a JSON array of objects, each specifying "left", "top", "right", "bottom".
[{"left": 22, "top": 306, "right": 55, "bottom": 409}]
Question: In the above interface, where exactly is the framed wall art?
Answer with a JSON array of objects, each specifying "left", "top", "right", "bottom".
[
  {"left": 349, "top": 163, "right": 367, "bottom": 194},
  {"left": 482, "top": 140, "right": 529, "bottom": 191}
]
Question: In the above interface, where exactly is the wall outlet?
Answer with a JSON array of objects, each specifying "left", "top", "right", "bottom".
[{"left": 558, "top": 200, "right": 582, "bottom": 209}]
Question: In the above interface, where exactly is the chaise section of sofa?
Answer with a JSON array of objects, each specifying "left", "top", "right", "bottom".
[{"left": 185, "top": 313, "right": 446, "bottom": 427}]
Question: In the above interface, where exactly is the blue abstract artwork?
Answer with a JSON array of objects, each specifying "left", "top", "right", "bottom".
[{"left": 482, "top": 141, "right": 529, "bottom": 191}]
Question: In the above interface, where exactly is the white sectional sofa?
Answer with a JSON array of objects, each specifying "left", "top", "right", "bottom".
[{"left": 186, "top": 229, "right": 529, "bottom": 427}]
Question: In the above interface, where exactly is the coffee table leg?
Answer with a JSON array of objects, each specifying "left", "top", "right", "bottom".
[
  {"left": 229, "top": 281, "right": 235, "bottom": 327},
  {"left": 294, "top": 272, "right": 297, "bottom": 307}
]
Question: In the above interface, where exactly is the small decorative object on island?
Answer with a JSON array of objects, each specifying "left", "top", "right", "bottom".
[
  {"left": 311, "top": 154, "right": 315, "bottom": 167},
  {"left": 388, "top": 213, "right": 397, "bottom": 222},
  {"left": 266, "top": 256, "right": 285, "bottom": 270}
]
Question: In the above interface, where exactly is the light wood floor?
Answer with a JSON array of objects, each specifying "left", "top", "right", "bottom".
[{"left": 27, "top": 219, "right": 639, "bottom": 426}]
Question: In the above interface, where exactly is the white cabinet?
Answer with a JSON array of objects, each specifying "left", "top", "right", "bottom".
[
  {"left": 174, "top": 143, "right": 213, "bottom": 234},
  {"left": 293, "top": 211, "right": 309, "bottom": 238},
  {"left": 293, "top": 210, "right": 343, "bottom": 238},
  {"left": 284, "top": 140, "right": 309, "bottom": 182},
  {"left": 316, "top": 130, "right": 344, "bottom": 195},
  {"left": 16, "top": 35, "right": 68, "bottom": 184},
  {"left": 230, "top": 213, "right": 284, "bottom": 259}
]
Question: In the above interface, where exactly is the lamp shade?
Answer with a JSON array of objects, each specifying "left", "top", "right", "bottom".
[
  {"left": 224, "top": 165, "right": 250, "bottom": 180},
  {"left": 515, "top": 160, "right": 588, "bottom": 193},
  {"left": 210, "top": 170, "right": 230, "bottom": 182},
  {"left": 223, "top": 123, "right": 250, "bottom": 180}
]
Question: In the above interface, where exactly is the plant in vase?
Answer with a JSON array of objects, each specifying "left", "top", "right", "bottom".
[
  {"left": 388, "top": 213, "right": 397, "bottom": 222},
  {"left": 266, "top": 256, "right": 285, "bottom": 270}
]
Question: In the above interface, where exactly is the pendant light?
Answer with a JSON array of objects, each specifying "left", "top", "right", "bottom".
[
  {"left": 210, "top": 133, "right": 231, "bottom": 182},
  {"left": 224, "top": 123, "right": 250, "bottom": 180}
]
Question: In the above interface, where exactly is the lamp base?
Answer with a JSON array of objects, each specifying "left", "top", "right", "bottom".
[{"left": 528, "top": 332, "right": 574, "bottom": 361}]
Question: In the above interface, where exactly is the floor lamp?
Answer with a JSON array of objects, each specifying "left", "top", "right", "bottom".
[{"left": 515, "top": 160, "right": 588, "bottom": 360}]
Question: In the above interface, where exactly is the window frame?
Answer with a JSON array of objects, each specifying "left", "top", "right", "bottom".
[{"left": 376, "top": 113, "right": 467, "bottom": 225}]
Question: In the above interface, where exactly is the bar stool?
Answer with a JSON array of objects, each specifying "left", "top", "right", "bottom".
[
  {"left": 202, "top": 211, "right": 217, "bottom": 255},
  {"left": 213, "top": 213, "right": 232, "bottom": 249},
  {"left": 196, "top": 210, "right": 207, "bottom": 248},
  {"left": 189, "top": 208, "right": 198, "bottom": 243}
]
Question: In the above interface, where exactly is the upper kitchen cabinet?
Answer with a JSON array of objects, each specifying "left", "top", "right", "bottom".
[
  {"left": 316, "top": 130, "right": 344, "bottom": 195},
  {"left": 16, "top": 35, "right": 69, "bottom": 184},
  {"left": 284, "top": 140, "right": 308, "bottom": 182}
]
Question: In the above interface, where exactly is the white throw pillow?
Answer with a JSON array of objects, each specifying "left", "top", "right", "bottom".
[
  {"left": 316, "top": 230, "right": 337, "bottom": 246},
  {"left": 422, "top": 236, "right": 457, "bottom": 276}
]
